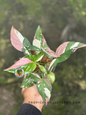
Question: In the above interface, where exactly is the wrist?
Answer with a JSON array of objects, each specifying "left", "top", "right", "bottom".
[{"left": 23, "top": 98, "right": 44, "bottom": 112}]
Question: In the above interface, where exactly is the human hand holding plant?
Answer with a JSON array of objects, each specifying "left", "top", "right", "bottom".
[{"left": 21, "top": 75, "right": 52, "bottom": 111}]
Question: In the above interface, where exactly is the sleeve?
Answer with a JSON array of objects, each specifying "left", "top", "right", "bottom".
[{"left": 16, "top": 103, "right": 42, "bottom": 115}]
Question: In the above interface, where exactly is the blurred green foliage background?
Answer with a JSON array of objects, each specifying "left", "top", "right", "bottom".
[{"left": 0, "top": 0, "right": 86, "bottom": 115}]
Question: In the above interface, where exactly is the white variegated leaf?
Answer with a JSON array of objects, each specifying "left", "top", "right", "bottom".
[
  {"left": 14, "top": 29, "right": 24, "bottom": 44},
  {"left": 31, "top": 73, "right": 41, "bottom": 79},
  {"left": 33, "top": 39, "right": 41, "bottom": 48},
  {"left": 70, "top": 42, "right": 79, "bottom": 49},
  {"left": 48, "top": 58, "right": 56, "bottom": 71},
  {"left": 36, "top": 79, "right": 52, "bottom": 103},
  {"left": 44, "top": 87, "right": 51, "bottom": 99},
  {"left": 41, "top": 47, "right": 55, "bottom": 58},
  {"left": 36, "top": 55, "right": 44, "bottom": 62}
]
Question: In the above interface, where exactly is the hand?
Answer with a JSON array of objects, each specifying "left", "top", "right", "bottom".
[
  {"left": 21, "top": 75, "right": 52, "bottom": 112},
  {"left": 21, "top": 84, "right": 44, "bottom": 111}
]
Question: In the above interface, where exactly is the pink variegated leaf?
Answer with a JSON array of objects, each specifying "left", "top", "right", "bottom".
[
  {"left": 32, "top": 26, "right": 51, "bottom": 50},
  {"left": 33, "top": 34, "right": 55, "bottom": 57},
  {"left": 55, "top": 42, "right": 69, "bottom": 57},
  {"left": 11, "top": 26, "right": 24, "bottom": 51},
  {"left": 32, "top": 26, "right": 56, "bottom": 58},
  {"left": 41, "top": 39, "right": 58, "bottom": 57},
  {"left": 4, "top": 57, "right": 33, "bottom": 71},
  {"left": 36, "top": 78, "right": 52, "bottom": 103},
  {"left": 73, "top": 44, "right": 86, "bottom": 52},
  {"left": 11, "top": 27, "right": 31, "bottom": 55},
  {"left": 63, "top": 42, "right": 86, "bottom": 53},
  {"left": 42, "top": 36, "right": 50, "bottom": 50},
  {"left": 48, "top": 42, "right": 86, "bottom": 72},
  {"left": 41, "top": 47, "right": 56, "bottom": 58},
  {"left": 45, "top": 98, "right": 50, "bottom": 105},
  {"left": 56, "top": 42, "right": 86, "bottom": 57},
  {"left": 42, "top": 36, "right": 56, "bottom": 55}
]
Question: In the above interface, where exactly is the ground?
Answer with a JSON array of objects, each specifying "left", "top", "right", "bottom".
[{"left": 0, "top": 86, "right": 16, "bottom": 115}]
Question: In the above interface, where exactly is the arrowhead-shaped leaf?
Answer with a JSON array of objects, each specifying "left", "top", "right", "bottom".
[
  {"left": 64, "top": 42, "right": 85, "bottom": 52},
  {"left": 48, "top": 49, "right": 73, "bottom": 72},
  {"left": 33, "top": 26, "right": 43, "bottom": 47},
  {"left": 32, "top": 26, "right": 56, "bottom": 58},
  {"left": 56, "top": 42, "right": 86, "bottom": 57},
  {"left": 11, "top": 27, "right": 30, "bottom": 54},
  {"left": 48, "top": 42, "right": 86, "bottom": 72},
  {"left": 33, "top": 26, "right": 43, "bottom": 49},
  {"left": 4, "top": 57, "right": 33, "bottom": 71},
  {"left": 36, "top": 79, "right": 52, "bottom": 103},
  {"left": 11, "top": 26, "right": 24, "bottom": 51},
  {"left": 37, "top": 64, "right": 47, "bottom": 74},
  {"left": 21, "top": 73, "right": 41, "bottom": 88}
]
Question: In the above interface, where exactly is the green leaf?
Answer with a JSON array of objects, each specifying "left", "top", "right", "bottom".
[
  {"left": 21, "top": 76, "right": 35, "bottom": 88},
  {"left": 23, "top": 40, "right": 41, "bottom": 55},
  {"left": 22, "top": 47, "right": 26, "bottom": 54},
  {"left": 36, "top": 78, "right": 52, "bottom": 103},
  {"left": 65, "top": 42, "right": 84, "bottom": 52},
  {"left": 23, "top": 37, "right": 31, "bottom": 47},
  {"left": 22, "top": 45, "right": 41, "bottom": 56},
  {"left": 42, "top": 42, "right": 48, "bottom": 50},
  {"left": 25, "top": 52, "right": 44, "bottom": 62},
  {"left": 41, "top": 47, "right": 55, "bottom": 58},
  {"left": 21, "top": 73, "right": 41, "bottom": 88},
  {"left": 48, "top": 49, "right": 73, "bottom": 72},
  {"left": 28, "top": 45, "right": 41, "bottom": 52},
  {"left": 21, "top": 73, "right": 52, "bottom": 103},
  {"left": 35, "top": 52, "right": 44, "bottom": 62},
  {"left": 37, "top": 64, "right": 47, "bottom": 74},
  {"left": 22, "top": 47, "right": 31, "bottom": 55},
  {"left": 31, "top": 73, "right": 42, "bottom": 79},
  {"left": 21, "top": 72, "right": 42, "bottom": 88},
  {"left": 21, "top": 37, "right": 31, "bottom": 55},
  {"left": 5, "top": 63, "right": 36, "bottom": 75},
  {"left": 47, "top": 72, "right": 55, "bottom": 84},
  {"left": 5, "top": 68, "right": 16, "bottom": 73},
  {"left": 32, "top": 26, "right": 43, "bottom": 49},
  {"left": 21, "top": 63, "right": 36, "bottom": 74},
  {"left": 44, "top": 64, "right": 48, "bottom": 70},
  {"left": 37, "top": 72, "right": 45, "bottom": 78},
  {"left": 35, "top": 26, "right": 43, "bottom": 42},
  {"left": 48, "top": 42, "right": 86, "bottom": 72}
]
